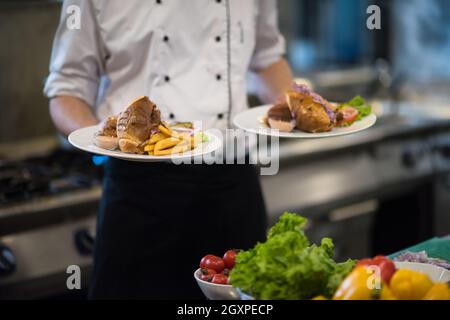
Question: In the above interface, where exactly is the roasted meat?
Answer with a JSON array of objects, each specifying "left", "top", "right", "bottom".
[
  {"left": 285, "top": 84, "right": 336, "bottom": 133},
  {"left": 94, "top": 115, "right": 119, "bottom": 150},
  {"left": 116, "top": 96, "right": 161, "bottom": 154},
  {"left": 266, "top": 103, "right": 296, "bottom": 132}
]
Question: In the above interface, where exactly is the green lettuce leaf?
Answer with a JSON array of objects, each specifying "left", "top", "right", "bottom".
[
  {"left": 229, "top": 212, "right": 356, "bottom": 300},
  {"left": 340, "top": 95, "right": 372, "bottom": 121}
]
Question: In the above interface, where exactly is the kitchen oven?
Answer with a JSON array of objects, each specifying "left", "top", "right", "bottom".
[{"left": 0, "top": 150, "right": 101, "bottom": 299}]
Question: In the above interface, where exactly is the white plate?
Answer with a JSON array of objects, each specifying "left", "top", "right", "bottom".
[
  {"left": 394, "top": 262, "right": 450, "bottom": 283},
  {"left": 68, "top": 125, "right": 222, "bottom": 162},
  {"left": 233, "top": 105, "right": 377, "bottom": 138}
]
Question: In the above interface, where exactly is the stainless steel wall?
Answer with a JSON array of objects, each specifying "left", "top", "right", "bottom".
[{"left": 0, "top": 1, "right": 61, "bottom": 143}]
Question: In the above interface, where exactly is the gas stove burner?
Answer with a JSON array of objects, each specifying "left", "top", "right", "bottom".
[{"left": 0, "top": 149, "right": 103, "bottom": 207}]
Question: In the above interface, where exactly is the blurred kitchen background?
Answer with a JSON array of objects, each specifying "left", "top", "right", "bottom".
[{"left": 1, "top": 0, "right": 450, "bottom": 299}]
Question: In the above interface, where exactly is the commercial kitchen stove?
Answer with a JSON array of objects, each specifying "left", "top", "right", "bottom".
[{"left": 0, "top": 149, "right": 102, "bottom": 299}]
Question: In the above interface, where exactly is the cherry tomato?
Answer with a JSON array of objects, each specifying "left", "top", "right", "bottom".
[
  {"left": 223, "top": 250, "right": 238, "bottom": 269},
  {"left": 357, "top": 255, "right": 396, "bottom": 284},
  {"left": 199, "top": 268, "right": 216, "bottom": 282},
  {"left": 199, "top": 254, "right": 215, "bottom": 269},
  {"left": 199, "top": 255, "right": 225, "bottom": 273},
  {"left": 336, "top": 106, "right": 358, "bottom": 126},
  {"left": 212, "top": 273, "right": 228, "bottom": 285},
  {"left": 374, "top": 257, "right": 396, "bottom": 284}
]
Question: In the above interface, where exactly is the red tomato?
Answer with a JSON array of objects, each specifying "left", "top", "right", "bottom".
[
  {"left": 336, "top": 106, "right": 358, "bottom": 126},
  {"left": 199, "top": 254, "right": 215, "bottom": 269},
  {"left": 223, "top": 250, "right": 238, "bottom": 269},
  {"left": 199, "top": 255, "right": 225, "bottom": 273},
  {"left": 375, "top": 258, "right": 396, "bottom": 284},
  {"left": 356, "top": 258, "right": 373, "bottom": 267},
  {"left": 199, "top": 268, "right": 216, "bottom": 282},
  {"left": 357, "top": 255, "right": 396, "bottom": 284},
  {"left": 212, "top": 273, "right": 228, "bottom": 285}
]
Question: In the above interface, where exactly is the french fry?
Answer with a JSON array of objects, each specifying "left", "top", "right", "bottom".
[
  {"left": 158, "top": 124, "right": 173, "bottom": 137},
  {"left": 154, "top": 144, "right": 189, "bottom": 156},
  {"left": 155, "top": 137, "right": 181, "bottom": 151},
  {"left": 148, "top": 132, "right": 168, "bottom": 145},
  {"left": 144, "top": 144, "right": 155, "bottom": 152}
]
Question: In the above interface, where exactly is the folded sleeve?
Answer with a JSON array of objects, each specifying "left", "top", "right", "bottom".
[
  {"left": 44, "top": 0, "right": 104, "bottom": 108},
  {"left": 249, "top": 0, "right": 286, "bottom": 71}
]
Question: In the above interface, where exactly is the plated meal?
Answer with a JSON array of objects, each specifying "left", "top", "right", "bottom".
[
  {"left": 94, "top": 96, "right": 206, "bottom": 156},
  {"left": 194, "top": 212, "right": 450, "bottom": 300},
  {"left": 233, "top": 83, "right": 376, "bottom": 138},
  {"left": 68, "top": 96, "right": 222, "bottom": 162}
]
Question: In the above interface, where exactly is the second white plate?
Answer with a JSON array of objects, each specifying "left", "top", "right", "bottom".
[{"left": 233, "top": 105, "right": 377, "bottom": 138}]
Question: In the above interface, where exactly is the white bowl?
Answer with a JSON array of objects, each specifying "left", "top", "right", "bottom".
[
  {"left": 238, "top": 289, "right": 256, "bottom": 300},
  {"left": 394, "top": 262, "right": 450, "bottom": 283},
  {"left": 194, "top": 269, "right": 240, "bottom": 300}
]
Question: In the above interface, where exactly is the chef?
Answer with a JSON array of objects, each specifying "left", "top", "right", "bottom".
[{"left": 45, "top": 0, "right": 293, "bottom": 299}]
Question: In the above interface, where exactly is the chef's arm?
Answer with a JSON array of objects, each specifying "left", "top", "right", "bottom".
[
  {"left": 49, "top": 96, "right": 98, "bottom": 137},
  {"left": 254, "top": 57, "right": 293, "bottom": 104}
]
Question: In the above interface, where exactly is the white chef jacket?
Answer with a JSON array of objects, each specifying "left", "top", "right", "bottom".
[{"left": 44, "top": 0, "right": 285, "bottom": 130}]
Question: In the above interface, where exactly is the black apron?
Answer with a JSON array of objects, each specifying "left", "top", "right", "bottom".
[{"left": 88, "top": 158, "right": 267, "bottom": 299}]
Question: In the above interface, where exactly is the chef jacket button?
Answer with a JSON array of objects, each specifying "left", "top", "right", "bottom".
[
  {"left": 216, "top": 0, "right": 221, "bottom": 3},
  {"left": 216, "top": 74, "right": 222, "bottom": 81},
  {"left": 215, "top": 36, "right": 221, "bottom": 42},
  {"left": 163, "top": 35, "right": 169, "bottom": 42},
  {"left": 217, "top": 113, "right": 224, "bottom": 120},
  {"left": 164, "top": 75, "right": 170, "bottom": 82},
  {"left": 156, "top": 0, "right": 162, "bottom": 4},
  {"left": 169, "top": 113, "right": 175, "bottom": 119}
]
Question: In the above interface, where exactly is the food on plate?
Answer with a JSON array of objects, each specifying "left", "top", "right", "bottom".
[
  {"left": 264, "top": 83, "right": 373, "bottom": 133},
  {"left": 229, "top": 212, "right": 356, "bottom": 299},
  {"left": 335, "top": 96, "right": 372, "bottom": 127},
  {"left": 116, "top": 96, "right": 161, "bottom": 154},
  {"left": 265, "top": 103, "right": 296, "bottom": 132},
  {"left": 394, "top": 251, "right": 450, "bottom": 270},
  {"left": 93, "top": 96, "right": 208, "bottom": 156},
  {"left": 94, "top": 115, "right": 119, "bottom": 150},
  {"left": 169, "top": 121, "right": 194, "bottom": 129},
  {"left": 142, "top": 126, "right": 205, "bottom": 156},
  {"left": 286, "top": 83, "right": 336, "bottom": 133},
  {"left": 332, "top": 255, "right": 450, "bottom": 300}
]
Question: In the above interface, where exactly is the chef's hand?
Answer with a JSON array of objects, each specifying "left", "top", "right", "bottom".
[
  {"left": 50, "top": 96, "right": 99, "bottom": 137},
  {"left": 254, "top": 57, "right": 293, "bottom": 105}
]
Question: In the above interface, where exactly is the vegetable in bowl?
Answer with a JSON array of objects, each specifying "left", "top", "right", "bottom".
[{"left": 229, "top": 212, "right": 355, "bottom": 300}]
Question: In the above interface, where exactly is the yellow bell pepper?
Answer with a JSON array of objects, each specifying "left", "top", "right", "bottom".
[
  {"left": 333, "top": 266, "right": 380, "bottom": 300},
  {"left": 389, "top": 269, "right": 433, "bottom": 300},
  {"left": 422, "top": 283, "right": 450, "bottom": 300},
  {"left": 380, "top": 283, "right": 396, "bottom": 300}
]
